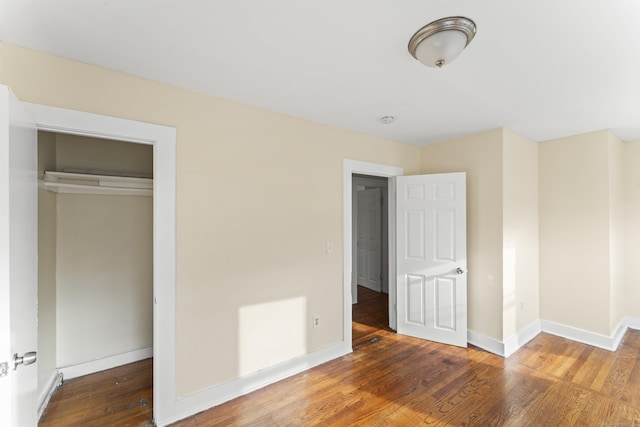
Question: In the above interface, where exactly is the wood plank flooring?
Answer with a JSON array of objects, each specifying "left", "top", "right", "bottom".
[
  {"left": 39, "top": 358, "right": 153, "bottom": 426},
  {"left": 41, "top": 286, "right": 640, "bottom": 426}
]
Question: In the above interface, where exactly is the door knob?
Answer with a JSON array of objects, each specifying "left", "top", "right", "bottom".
[
  {"left": 456, "top": 267, "right": 467, "bottom": 275},
  {"left": 12, "top": 351, "right": 37, "bottom": 370}
]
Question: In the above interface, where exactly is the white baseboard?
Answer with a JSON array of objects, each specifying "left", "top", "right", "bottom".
[
  {"left": 540, "top": 320, "right": 626, "bottom": 351},
  {"left": 470, "top": 317, "right": 640, "bottom": 358},
  {"left": 468, "top": 321, "right": 542, "bottom": 358},
  {"left": 158, "top": 342, "right": 351, "bottom": 427},
  {"left": 503, "top": 320, "right": 542, "bottom": 357},
  {"left": 38, "top": 370, "right": 63, "bottom": 420},
  {"left": 519, "top": 317, "right": 640, "bottom": 353},
  {"left": 611, "top": 318, "right": 629, "bottom": 350},
  {"left": 467, "top": 330, "right": 506, "bottom": 357},
  {"left": 626, "top": 316, "right": 640, "bottom": 330},
  {"left": 59, "top": 346, "right": 153, "bottom": 380}
]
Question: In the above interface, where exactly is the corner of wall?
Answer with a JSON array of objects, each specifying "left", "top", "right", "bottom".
[
  {"left": 608, "top": 131, "right": 625, "bottom": 334},
  {"left": 538, "top": 131, "right": 612, "bottom": 336},
  {"left": 501, "top": 129, "right": 540, "bottom": 340},
  {"left": 624, "top": 139, "right": 640, "bottom": 320}
]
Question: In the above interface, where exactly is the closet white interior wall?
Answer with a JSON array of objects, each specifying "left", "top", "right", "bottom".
[{"left": 37, "top": 131, "right": 153, "bottom": 397}]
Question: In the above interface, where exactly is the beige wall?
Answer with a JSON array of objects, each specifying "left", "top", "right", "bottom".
[
  {"left": 539, "top": 130, "right": 612, "bottom": 335},
  {"left": 420, "top": 129, "right": 504, "bottom": 341},
  {"left": 56, "top": 194, "right": 153, "bottom": 366},
  {"left": 608, "top": 132, "right": 625, "bottom": 332},
  {"left": 54, "top": 133, "right": 153, "bottom": 177},
  {"left": 502, "top": 130, "right": 539, "bottom": 337},
  {"left": 37, "top": 133, "right": 57, "bottom": 398},
  {"left": 9, "top": 39, "right": 638, "bottom": 404},
  {"left": 0, "top": 42, "right": 421, "bottom": 396},
  {"left": 37, "top": 131, "right": 56, "bottom": 177},
  {"left": 624, "top": 140, "right": 640, "bottom": 319},
  {"left": 420, "top": 128, "right": 540, "bottom": 342}
]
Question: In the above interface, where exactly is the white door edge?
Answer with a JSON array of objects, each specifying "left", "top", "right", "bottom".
[{"left": 1, "top": 85, "right": 39, "bottom": 427}]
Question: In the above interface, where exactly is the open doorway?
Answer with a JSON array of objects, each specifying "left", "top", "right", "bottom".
[
  {"left": 344, "top": 160, "right": 469, "bottom": 353},
  {"left": 342, "top": 160, "right": 403, "bottom": 348},
  {"left": 37, "top": 131, "right": 154, "bottom": 419},
  {"left": 351, "top": 174, "right": 390, "bottom": 340}
]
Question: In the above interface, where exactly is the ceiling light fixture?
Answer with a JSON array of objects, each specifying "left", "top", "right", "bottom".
[{"left": 408, "top": 16, "right": 476, "bottom": 68}]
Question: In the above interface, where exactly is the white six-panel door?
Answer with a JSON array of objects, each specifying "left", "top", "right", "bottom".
[
  {"left": 396, "top": 173, "right": 467, "bottom": 347},
  {"left": 0, "top": 86, "right": 39, "bottom": 426}
]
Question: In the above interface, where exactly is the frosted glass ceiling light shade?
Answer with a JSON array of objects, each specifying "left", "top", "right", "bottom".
[{"left": 408, "top": 17, "right": 476, "bottom": 68}]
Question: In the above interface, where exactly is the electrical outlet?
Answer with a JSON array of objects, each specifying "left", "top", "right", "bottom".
[{"left": 313, "top": 315, "right": 320, "bottom": 328}]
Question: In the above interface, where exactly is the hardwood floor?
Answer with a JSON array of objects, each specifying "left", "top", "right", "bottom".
[
  {"left": 39, "top": 358, "right": 153, "bottom": 426},
  {"left": 41, "top": 287, "right": 640, "bottom": 426}
]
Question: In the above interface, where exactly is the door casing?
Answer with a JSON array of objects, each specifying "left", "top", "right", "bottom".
[
  {"left": 343, "top": 160, "right": 403, "bottom": 344},
  {"left": 25, "top": 102, "right": 177, "bottom": 425}
]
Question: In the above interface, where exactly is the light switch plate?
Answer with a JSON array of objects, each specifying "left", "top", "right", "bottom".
[{"left": 326, "top": 242, "right": 334, "bottom": 254}]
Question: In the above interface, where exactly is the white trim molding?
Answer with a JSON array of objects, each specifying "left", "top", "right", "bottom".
[
  {"left": 163, "top": 342, "right": 351, "bottom": 426},
  {"left": 540, "top": 319, "right": 629, "bottom": 352},
  {"left": 343, "top": 159, "right": 403, "bottom": 346},
  {"left": 503, "top": 321, "right": 542, "bottom": 357},
  {"left": 468, "top": 321, "right": 542, "bottom": 358},
  {"left": 627, "top": 317, "right": 640, "bottom": 331},
  {"left": 467, "top": 330, "right": 505, "bottom": 357},
  {"left": 59, "top": 347, "right": 153, "bottom": 380},
  {"left": 26, "top": 102, "right": 177, "bottom": 426},
  {"left": 610, "top": 318, "right": 629, "bottom": 351},
  {"left": 37, "top": 371, "right": 62, "bottom": 421},
  {"left": 469, "top": 317, "right": 640, "bottom": 358}
]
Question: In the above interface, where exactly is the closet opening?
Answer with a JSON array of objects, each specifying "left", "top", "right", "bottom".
[{"left": 37, "top": 131, "right": 154, "bottom": 419}]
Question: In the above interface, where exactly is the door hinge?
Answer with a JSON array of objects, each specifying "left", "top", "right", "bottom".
[{"left": 0, "top": 362, "right": 8, "bottom": 377}]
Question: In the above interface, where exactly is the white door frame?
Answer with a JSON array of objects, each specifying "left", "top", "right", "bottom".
[
  {"left": 25, "top": 103, "right": 177, "bottom": 425},
  {"left": 343, "top": 160, "right": 403, "bottom": 345}
]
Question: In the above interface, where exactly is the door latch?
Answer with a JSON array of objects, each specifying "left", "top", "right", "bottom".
[
  {"left": 0, "top": 362, "right": 8, "bottom": 377},
  {"left": 12, "top": 352, "right": 37, "bottom": 370}
]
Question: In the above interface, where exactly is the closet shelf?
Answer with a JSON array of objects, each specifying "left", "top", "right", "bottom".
[{"left": 39, "top": 171, "right": 153, "bottom": 196}]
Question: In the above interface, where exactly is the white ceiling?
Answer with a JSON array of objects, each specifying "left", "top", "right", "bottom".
[{"left": 2, "top": 0, "right": 640, "bottom": 145}]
